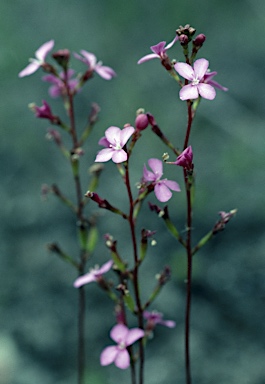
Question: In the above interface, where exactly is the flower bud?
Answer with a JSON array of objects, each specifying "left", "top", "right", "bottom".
[
  {"left": 193, "top": 34, "right": 206, "bottom": 47},
  {"left": 135, "top": 113, "right": 149, "bottom": 131},
  {"left": 52, "top": 49, "right": 70, "bottom": 69},
  {"left": 179, "top": 34, "right": 189, "bottom": 46}
]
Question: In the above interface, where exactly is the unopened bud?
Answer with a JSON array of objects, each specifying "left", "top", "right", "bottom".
[
  {"left": 135, "top": 113, "right": 149, "bottom": 131},
  {"left": 52, "top": 49, "right": 70, "bottom": 69}
]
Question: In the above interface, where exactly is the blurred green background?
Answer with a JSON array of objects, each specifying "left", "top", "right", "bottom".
[{"left": 1, "top": 1, "right": 265, "bottom": 383}]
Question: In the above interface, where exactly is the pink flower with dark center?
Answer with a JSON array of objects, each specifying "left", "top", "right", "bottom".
[
  {"left": 73, "top": 260, "right": 113, "bottom": 288},
  {"left": 95, "top": 126, "right": 135, "bottom": 163},
  {"left": 74, "top": 50, "right": 116, "bottom": 80},
  {"left": 137, "top": 36, "right": 179, "bottom": 64},
  {"left": 174, "top": 58, "right": 216, "bottom": 100},
  {"left": 175, "top": 146, "right": 193, "bottom": 170},
  {"left": 100, "top": 324, "right": 145, "bottom": 369},
  {"left": 143, "top": 158, "right": 180, "bottom": 202},
  {"left": 42, "top": 69, "right": 79, "bottom": 98},
  {"left": 19, "top": 40, "right": 54, "bottom": 77},
  {"left": 143, "top": 310, "right": 176, "bottom": 329}
]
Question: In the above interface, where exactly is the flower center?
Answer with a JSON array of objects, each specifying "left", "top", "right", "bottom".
[
  {"left": 191, "top": 76, "right": 200, "bottom": 86},
  {"left": 110, "top": 139, "right": 122, "bottom": 150},
  {"left": 118, "top": 341, "right": 126, "bottom": 350}
]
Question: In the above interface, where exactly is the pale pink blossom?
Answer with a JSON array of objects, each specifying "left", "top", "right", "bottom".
[
  {"left": 143, "top": 158, "right": 180, "bottom": 202},
  {"left": 174, "top": 58, "right": 216, "bottom": 100},
  {"left": 73, "top": 260, "right": 113, "bottom": 288},
  {"left": 19, "top": 40, "right": 54, "bottom": 77},
  {"left": 100, "top": 324, "right": 145, "bottom": 369},
  {"left": 74, "top": 50, "right": 116, "bottom": 80},
  {"left": 137, "top": 36, "right": 178, "bottom": 64},
  {"left": 95, "top": 126, "right": 135, "bottom": 163}
]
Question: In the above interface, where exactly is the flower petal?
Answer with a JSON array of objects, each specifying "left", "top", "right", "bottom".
[
  {"left": 193, "top": 58, "right": 209, "bottom": 80},
  {"left": 174, "top": 62, "right": 194, "bottom": 81},
  {"left": 114, "top": 349, "right": 130, "bottom": 369},
  {"left": 105, "top": 126, "right": 122, "bottom": 145},
  {"left": 119, "top": 126, "right": 135, "bottom": 147},
  {"left": 137, "top": 53, "right": 159, "bottom": 64},
  {"left": 96, "top": 260, "right": 113, "bottom": 275},
  {"left": 79, "top": 50, "right": 97, "bottom": 67},
  {"left": 73, "top": 271, "right": 96, "bottom": 288},
  {"left": 159, "top": 320, "right": 176, "bottom": 328},
  {"left": 110, "top": 324, "right": 129, "bottom": 343},
  {"left": 100, "top": 346, "right": 118, "bottom": 366},
  {"left": 154, "top": 183, "right": 172, "bottom": 202},
  {"left": 179, "top": 84, "right": 199, "bottom": 101},
  {"left": 206, "top": 78, "right": 228, "bottom": 91},
  {"left": 143, "top": 164, "right": 156, "bottom": 182},
  {"left": 18, "top": 61, "right": 40, "bottom": 77},
  {"left": 165, "top": 35, "right": 179, "bottom": 49},
  {"left": 162, "top": 180, "right": 181, "bottom": 192},
  {"left": 98, "top": 137, "right": 110, "bottom": 147},
  {"left": 148, "top": 158, "right": 163, "bottom": 179},
  {"left": 151, "top": 41, "right": 166, "bottom": 55},
  {"left": 197, "top": 83, "right": 216, "bottom": 100},
  {"left": 95, "top": 148, "right": 115, "bottom": 162},
  {"left": 95, "top": 65, "right": 116, "bottom": 80},
  {"left": 112, "top": 149, "right": 128, "bottom": 163},
  {"left": 35, "top": 40, "right": 54, "bottom": 61},
  {"left": 125, "top": 328, "right": 145, "bottom": 346}
]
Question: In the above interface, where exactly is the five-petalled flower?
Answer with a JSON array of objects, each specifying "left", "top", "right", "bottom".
[
  {"left": 95, "top": 126, "right": 135, "bottom": 163},
  {"left": 19, "top": 40, "right": 54, "bottom": 78},
  {"left": 74, "top": 50, "right": 116, "bottom": 80},
  {"left": 143, "top": 158, "right": 180, "bottom": 202},
  {"left": 174, "top": 58, "right": 216, "bottom": 100},
  {"left": 137, "top": 36, "right": 178, "bottom": 64},
  {"left": 73, "top": 260, "right": 113, "bottom": 288},
  {"left": 100, "top": 324, "right": 145, "bottom": 369}
]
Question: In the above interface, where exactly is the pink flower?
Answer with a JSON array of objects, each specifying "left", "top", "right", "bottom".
[
  {"left": 175, "top": 146, "right": 193, "bottom": 170},
  {"left": 143, "top": 158, "right": 180, "bottom": 202},
  {"left": 100, "top": 324, "right": 145, "bottom": 369},
  {"left": 137, "top": 36, "right": 178, "bottom": 64},
  {"left": 18, "top": 40, "right": 54, "bottom": 77},
  {"left": 73, "top": 260, "right": 113, "bottom": 288},
  {"left": 95, "top": 126, "right": 135, "bottom": 163},
  {"left": 42, "top": 69, "right": 79, "bottom": 98},
  {"left": 74, "top": 50, "right": 116, "bottom": 80},
  {"left": 174, "top": 58, "right": 216, "bottom": 100},
  {"left": 143, "top": 310, "right": 176, "bottom": 328}
]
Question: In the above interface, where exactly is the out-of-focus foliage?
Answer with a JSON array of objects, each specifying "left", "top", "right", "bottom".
[{"left": 1, "top": 1, "right": 265, "bottom": 383}]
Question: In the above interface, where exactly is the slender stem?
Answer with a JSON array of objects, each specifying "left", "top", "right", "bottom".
[
  {"left": 183, "top": 100, "right": 194, "bottom": 384},
  {"left": 78, "top": 271, "right": 86, "bottom": 384},
  {"left": 65, "top": 71, "right": 87, "bottom": 384},
  {"left": 184, "top": 173, "right": 192, "bottom": 384},
  {"left": 124, "top": 159, "right": 144, "bottom": 384},
  {"left": 183, "top": 100, "right": 193, "bottom": 150}
]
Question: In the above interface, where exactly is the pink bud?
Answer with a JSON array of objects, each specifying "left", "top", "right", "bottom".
[{"left": 135, "top": 113, "right": 149, "bottom": 130}]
